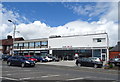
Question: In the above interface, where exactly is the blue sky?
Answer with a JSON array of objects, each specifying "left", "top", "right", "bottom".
[
  {"left": 1, "top": 2, "right": 118, "bottom": 46},
  {"left": 2, "top": 2, "right": 109, "bottom": 27}
]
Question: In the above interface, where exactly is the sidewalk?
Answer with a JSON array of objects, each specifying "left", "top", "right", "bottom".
[{"left": 36, "top": 60, "right": 76, "bottom": 67}]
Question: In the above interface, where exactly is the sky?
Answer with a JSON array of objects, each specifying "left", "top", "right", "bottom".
[{"left": 0, "top": 1, "right": 119, "bottom": 46}]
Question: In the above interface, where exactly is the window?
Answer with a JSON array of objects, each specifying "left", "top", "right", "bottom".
[
  {"left": 19, "top": 43, "right": 23, "bottom": 47},
  {"left": 24, "top": 43, "right": 28, "bottom": 48},
  {"left": 35, "top": 42, "right": 40, "bottom": 47},
  {"left": 14, "top": 43, "right": 18, "bottom": 48},
  {"left": 41, "top": 41, "right": 48, "bottom": 46},
  {"left": 93, "top": 49, "right": 101, "bottom": 58},
  {"left": 93, "top": 38, "right": 106, "bottom": 43},
  {"left": 29, "top": 42, "right": 34, "bottom": 48},
  {"left": 18, "top": 43, "right": 23, "bottom": 49},
  {"left": 97, "top": 39, "right": 101, "bottom": 42},
  {"left": 102, "top": 49, "right": 107, "bottom": 53}
]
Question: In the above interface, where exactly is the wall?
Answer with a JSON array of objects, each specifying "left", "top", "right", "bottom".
[
  {"left": 48, "top": 33, "right": 108, "bottom": 49},
  {"left": 109, "top": 52, "right": 120, "bottom": 59}
]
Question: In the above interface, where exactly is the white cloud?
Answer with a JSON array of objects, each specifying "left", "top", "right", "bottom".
[{"left": 1, "top": 2, "right": 118, "bottom": 46}]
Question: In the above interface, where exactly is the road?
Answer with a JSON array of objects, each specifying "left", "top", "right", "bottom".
[{"left": 1, "top": 61, "right": 120, "bottom": 82}]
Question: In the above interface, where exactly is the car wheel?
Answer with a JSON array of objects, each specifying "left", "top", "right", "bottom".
[
  {"left": 21, "top": 63, "right": 25, "bottom": 68},
  {"left": 94, "top": 64, "right": 98, "bottom": 68},
  {"left": 7, "top": 62, "right": 11, "bottom": 66}
]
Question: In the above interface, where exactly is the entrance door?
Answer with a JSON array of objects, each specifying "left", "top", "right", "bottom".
[{"left": 101, "top": 53, "right": 106, "bottom": 61}]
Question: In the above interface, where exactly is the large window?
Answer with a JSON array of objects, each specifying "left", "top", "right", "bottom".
[
  {"left": 14, "top": 43, "right": 18, "bottom": 49},
  {"left": 35, "top": 42, "right": 40, "bottom": 48},
  {"left": 24, "top": 43, "right": 28, "bottom": 48},
  {"left": 18, "top": 43, "right": 23, "bottom": 49},
  {"left": 93, "top": 49, "right": 101, "bottom": 58},
  {"left": 79, "top": 49, "right": 92, "bottom": 57},
  {"left": 29, "top": 42, "right": 35, "bottom": 48},
  {"left": 41, "top": 41, "right": 48, "bottom": 46}
]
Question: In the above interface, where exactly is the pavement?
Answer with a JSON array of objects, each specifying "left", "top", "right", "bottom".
[{"left": 37, "top": 60, "right": 76, "bottom": 67}]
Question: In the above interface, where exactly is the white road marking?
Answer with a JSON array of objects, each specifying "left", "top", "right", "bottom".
[
  {"left": 6, "top": 74, "right": 12, "bottom": 76},
  {"left": 0, "top": 77, "right": 18, "bottom": 80},
  {"left": 67, "top": 77, "right": 84, "bottom": 80},
  {"left": 41, "top": 75, "right": 60, "bottom": 78},
  {"left": 19, "top": 77, "right": 31, "bottom": 80}
]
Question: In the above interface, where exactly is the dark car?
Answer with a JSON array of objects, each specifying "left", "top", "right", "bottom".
[
  {"left": 7, "top": 56, "right": 35, "bottom": 67},
  {"left": 108, "top": 58, "right": 120, "bottom": 67},
  {"left": 32, "top": 56, "right": 48, "bottom": 62},
  {"left": 76, "top": 57, "right": 103, "bottom": 68},
  {"left": 2, "top": 54, "right": 12, "bottom": 61}
]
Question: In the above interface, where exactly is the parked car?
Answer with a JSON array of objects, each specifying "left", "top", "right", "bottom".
[
  {"left": 48, "top": 56, "right": 59, "bottom": 62},
  {"left": 24, "top": 55, "right": 38, "bottom": 63},
  {"left": 44, "top": 56, "right": 53, "bottom": 62},
  {"left": 2, "top": 54, "right": 12, "bottom": 61},
  {"left": 89, "top": 57, "right": 102, "bottom": 62},
  {"left": 108, "top": 58, "right": 120, "bottom": 67},
  {"left": 32, "top": 56, "right": 48, "bottom": 62},
  {"left": 7, "top": 56, "right": 35, "bottom": 67},
  {"left": 76, "top": 57, "right": 103, "bottom": 68}
]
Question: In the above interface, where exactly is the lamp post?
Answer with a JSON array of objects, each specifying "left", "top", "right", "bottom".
[{"left": 8, "top": 20, "right": 16, "bottom": 55}]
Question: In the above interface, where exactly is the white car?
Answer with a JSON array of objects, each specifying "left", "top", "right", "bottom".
[{"left": 45, "top": 56, "right": 53, "bottom": 62}]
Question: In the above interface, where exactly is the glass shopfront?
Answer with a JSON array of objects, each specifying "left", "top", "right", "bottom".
[{"left": 93, "top": 49, "right": 101, "bottom": 58}]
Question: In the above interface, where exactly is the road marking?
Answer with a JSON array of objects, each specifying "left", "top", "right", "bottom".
[
  {"left": 41, "top": 75, "right": 60, "bottom": 78},
  {"left": 6, "top": 74, "right": 12, "bottom": 76},
  {"left": 19, "top": 77, "right": 31, "bottom": 80},
  {"left": 67, "top": 77, "right": 84, "bottom": 80},
  {"left": 0, "top": 77, "right": 18, "bottom": 81}
]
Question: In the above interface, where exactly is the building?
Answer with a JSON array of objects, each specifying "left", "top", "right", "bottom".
[
  {"left": 109, "top": 42, "right": 120, "bottom": 59},
  {"left": 14, "top": 33, "right": 109, "bottom": 61},
  {"left": 0, "top": 35, "right": 24, "bottom": 55},
  {"left": 14, "top": 38, "right": 48, "bottom": 56}
]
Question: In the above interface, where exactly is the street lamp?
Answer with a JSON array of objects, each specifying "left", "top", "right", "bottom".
[{"left": 8, "top": 20, "right": 16, "bottom": 55}]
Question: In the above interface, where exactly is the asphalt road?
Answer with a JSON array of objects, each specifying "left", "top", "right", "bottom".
[{"left": 1, "top": 61, "right": 120, "bottom": 82}]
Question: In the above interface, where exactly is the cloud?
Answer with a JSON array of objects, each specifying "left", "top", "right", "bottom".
[
  {"left": 63, "top": 2, "right": 110, "bottom": 18},
  {"left": 1, "top": 2, "right": 118, "bottom": 46}
]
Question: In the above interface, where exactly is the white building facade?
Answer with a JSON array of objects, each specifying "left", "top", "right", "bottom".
[{"left": 14, "top": 33, "right": 109, "bottom": 61}]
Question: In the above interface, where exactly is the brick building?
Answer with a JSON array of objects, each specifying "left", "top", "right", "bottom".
[
  {"left": 109, "top": 42, "right": 120, "bottom": 59},
  {"left": 0, "top": 35, "right": 24, "bottom": 55}
]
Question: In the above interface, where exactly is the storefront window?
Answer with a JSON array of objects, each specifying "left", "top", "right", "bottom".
[
  {"left": 35, "top": 42, "right": 40, "bottom": 47},
  {"left": 29, "top": 42, "right": 34, "bottom": 48},
  {"left": 79, "top": 49, "right": 92, "bottom": 57},
  {"left": 93, "top": 49, "right": 101, "bottom": 58},
  {"left": 41, "top": 41, "right": 48, "bottom": 46}
]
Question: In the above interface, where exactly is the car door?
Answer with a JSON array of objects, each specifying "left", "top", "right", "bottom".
[
  {"left": 87, "top": 59, "right": 94, "bottom": 67},
  {"left": 16, "top": 57, "right": 22, "bottom": 66},
  {"left": 10, "top": 56, "right": 17, "bottom": 65},
  {"left": 82, "top": 58, "right": 88, "bottom": 66}
]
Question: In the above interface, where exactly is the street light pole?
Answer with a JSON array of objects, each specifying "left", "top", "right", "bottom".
[{"left": 8, "top": 20, "right": 16, "bottom": 55}]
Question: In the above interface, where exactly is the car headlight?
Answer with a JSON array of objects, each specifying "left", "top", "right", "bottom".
[{"left": 25, "top": 61, "right": 30, "bottom": 64}]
